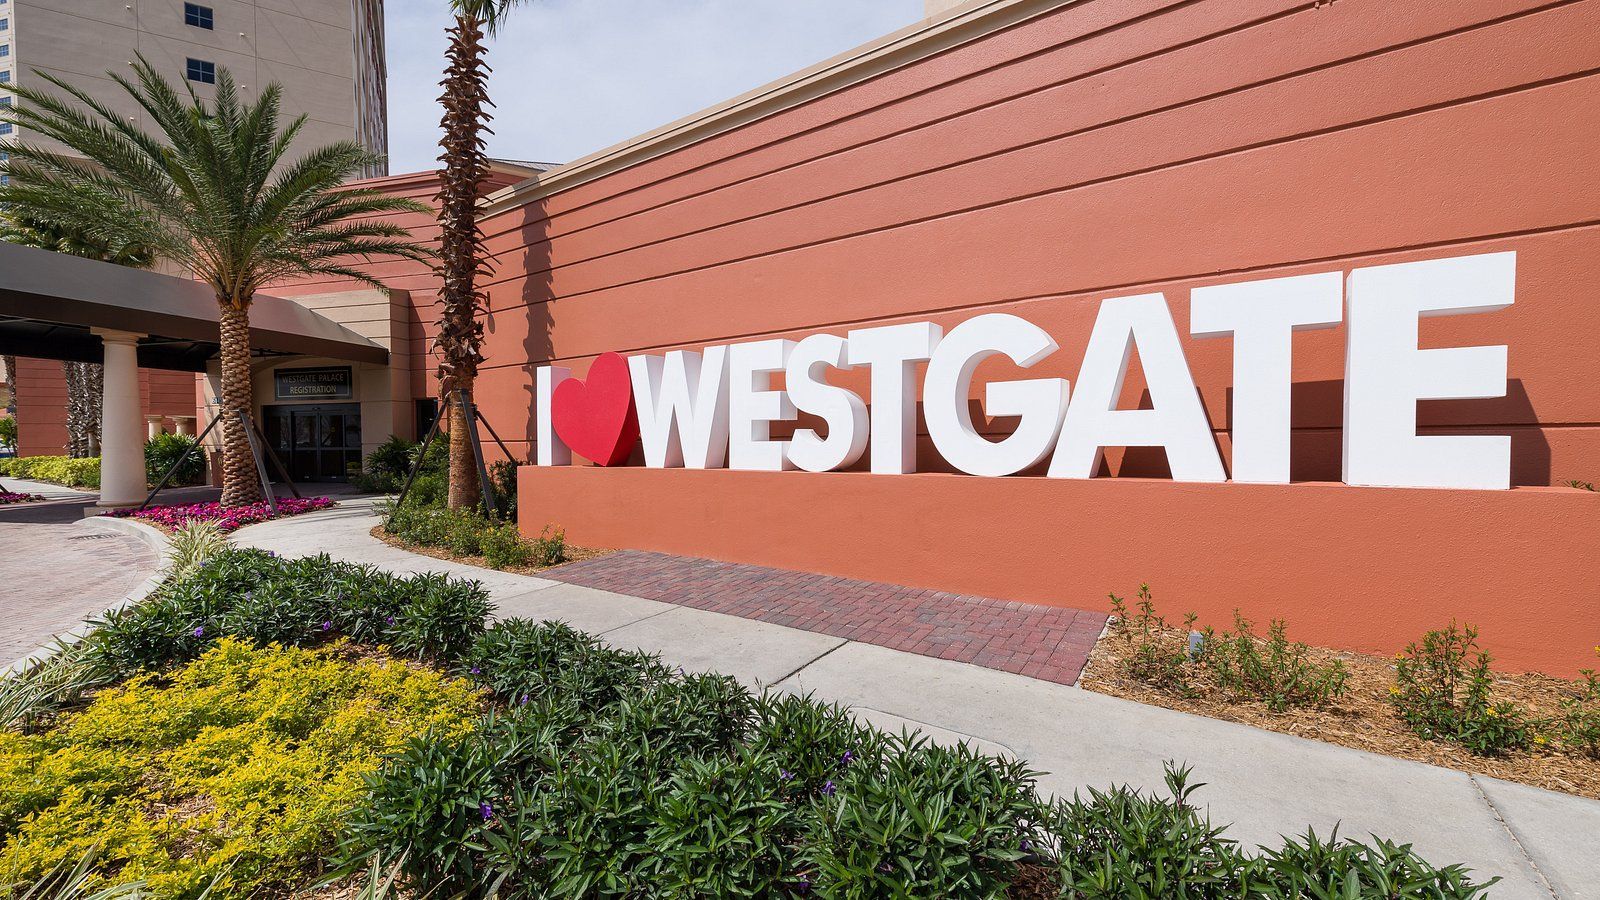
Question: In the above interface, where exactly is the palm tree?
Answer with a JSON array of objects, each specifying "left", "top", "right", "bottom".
[
  {"left": 0, "top": 213, "right": 156, "bottom": 457},
  {"left": 435, "top": 0, "right": 532, "bottom": 510},
  {"left": 0, "top": 58, "right": 433, "bottom": 506}
]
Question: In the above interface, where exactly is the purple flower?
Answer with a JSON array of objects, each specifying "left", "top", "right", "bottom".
[
  {"left": 840, "top": 750, "right": 854, "bottom": 765},
  {"left": 519, "top": 695, "right": 530, "bottom": 705},
  {"left": 385, "top": 616, "right": 396, "bottom": 626},
  {"left": 779, "top": 769, "right": 794, "bottom": 781},
  {"left": 321, "top": 621, "right": 333, "bottom": 631},
  {"left": 192, "top": 626, "right": 205, "bottom": 638},
  {"left": 469, "top": 666, "right": 482, "bottom": 676},
  {"left": 821, "top": 780, "right": 836, "bottom": 797},
  {"left": 479, "top": 801, "right": 494, "bottom": 821}
]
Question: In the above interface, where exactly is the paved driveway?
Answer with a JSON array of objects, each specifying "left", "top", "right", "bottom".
[{"left": 0, "top": 487, "right": 160, "bottom": 666}]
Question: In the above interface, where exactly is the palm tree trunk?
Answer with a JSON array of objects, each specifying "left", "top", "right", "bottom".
[
  {"left": 435, "top": 11, "right": 492, "bottom": 510},
  {"left": 446, "top": 375, "right": 480, "bottom": 509},
  {"left": 217, "top": 299, "right": 262, "bottom": 507}
]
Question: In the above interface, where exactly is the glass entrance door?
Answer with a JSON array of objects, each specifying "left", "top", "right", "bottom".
[{"left": 263, "top": 403, "right": 362, "bottom": 482}]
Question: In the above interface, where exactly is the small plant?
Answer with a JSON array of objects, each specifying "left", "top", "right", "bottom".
[
  {"left": 164, "top": 520, "right": 229, "bottom": 581},
  {"left": 803, "top": 733, "right": 1038, "bottom": 898},
  {"left": 1552, "top": 650, "right": 1600, "bottom": 758},
  {"left": 143, "top": 432, "right": 205, "bottom": 486},
  {"left": 529, "top": 525, "right": 568, "bottom": 567},
  {"left": 1201, "top": 612, "right": 1349, "bottom": 712},
  {"left": 1110, "top": 585, "right": 1196, "bottom": 695},
  {"left": 1255, "top": 828, "right": 1498, "bottom": 898},
  {"left": 1564, "top": 479, "right": 1595, "bottom": 491},
  {"left": 1391, "top": 623, "right": 1530, "bottom": 756},
  {"left": 479, "top": 523, "right": 533, "bottom": 569},
  {"left": 0, "top": 490, "right": 45, "bottom": 505},
  {"left": 1039, "top": 762, "right": 1250, "bottom": 896}
]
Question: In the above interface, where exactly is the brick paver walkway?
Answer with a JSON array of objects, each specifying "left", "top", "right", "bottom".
[
  {"left": 0, "top": 520, "right": 159, "bottom": 665},
  {"left": 545, "top": 551, "right": 1108, "bottom": 685}
]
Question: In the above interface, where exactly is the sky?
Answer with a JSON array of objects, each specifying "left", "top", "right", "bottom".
[{"left": 382, "top": 0, "right": 924, "bottom": 174}]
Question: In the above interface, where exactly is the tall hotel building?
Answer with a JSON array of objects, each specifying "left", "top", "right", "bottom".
[{"left": 0, "top": 0, "right": 388, "bottom": 177}]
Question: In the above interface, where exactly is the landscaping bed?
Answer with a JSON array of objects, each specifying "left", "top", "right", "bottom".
[
  {"left": 0, "top": 491, "right": 45, "bottom": 505},
  {"left": 109, "top": 497, "right": 336, "bottom": 533},
  {"left": 0, "top": 535, "right": 1505, "bottom": 898},
  {"left": 1080, "top": 587, "right": 1600, "bottom": 800},
  {"left": 371, "top": 521, "right": 610, "bottom": 575}
]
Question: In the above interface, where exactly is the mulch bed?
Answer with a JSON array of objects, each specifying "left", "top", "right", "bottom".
[
  {"left": 371, "top": 524, "right": 612, "bottom": 576},
  {"left": 1081, "top": 624, "right": 1600, "bottom": 800}
]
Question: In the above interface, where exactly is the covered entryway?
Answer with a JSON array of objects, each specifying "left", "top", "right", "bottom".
[{"left": 0, "top": 241, "right": 388, "bottom": 506}]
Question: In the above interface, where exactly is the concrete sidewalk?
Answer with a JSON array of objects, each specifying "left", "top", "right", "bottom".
[{"left": 235, "top": 499, "right": 1599, "bottom": 900}]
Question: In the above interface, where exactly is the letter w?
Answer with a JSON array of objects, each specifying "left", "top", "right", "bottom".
[{"left": 627, "top": 347, "right": 731, "bottom": 468}]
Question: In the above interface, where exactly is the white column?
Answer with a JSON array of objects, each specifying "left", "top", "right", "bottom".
[
  {"left": 145, "top": 416, "right": 165, "bottom": 440},
  {"left": 94, "top": 329, "right": 147, "bottom": 508},
  {"left": 173, "top": 416, "right": 196, "bottom": 437}
]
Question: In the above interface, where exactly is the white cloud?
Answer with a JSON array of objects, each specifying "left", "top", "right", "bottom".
[{"left": 383, "top": 0, "right": 922, "bottom": 174}]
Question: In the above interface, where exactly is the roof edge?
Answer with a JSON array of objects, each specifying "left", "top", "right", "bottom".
[{"left": 480, "top": 0, "right": 1063, "bottom": 217}]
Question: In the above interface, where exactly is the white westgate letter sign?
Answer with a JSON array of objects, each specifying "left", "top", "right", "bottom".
[{"left": 537, "top": 251, "right": 1517, "bottom": 490}]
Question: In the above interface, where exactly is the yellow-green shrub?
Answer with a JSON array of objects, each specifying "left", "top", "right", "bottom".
[
  {"left": 0, "top": 456, "right": 101, "bottom": 489},
  {"left": 0, "top": 638, "right": 481, "bottom": 898}
]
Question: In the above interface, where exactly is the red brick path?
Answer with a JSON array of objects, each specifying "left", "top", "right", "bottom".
[{"left": 544, "top": 551, "right": 1108, "bottom": 685}]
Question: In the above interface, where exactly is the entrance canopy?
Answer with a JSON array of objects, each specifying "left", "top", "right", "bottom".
[{"left": 0, "top": 241, "right": 388, "bottom": 371}]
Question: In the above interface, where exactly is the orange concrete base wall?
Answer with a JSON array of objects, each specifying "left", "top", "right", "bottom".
[{"left": 520, "top": 465, "right": 1600, "bottom": 678}]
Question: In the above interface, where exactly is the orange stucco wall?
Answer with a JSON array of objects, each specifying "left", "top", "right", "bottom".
[{"left": 302, "top": 0, "right": 1600, "bottom": 674}]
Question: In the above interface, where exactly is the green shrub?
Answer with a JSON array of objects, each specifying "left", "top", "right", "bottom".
[
  {"left": 1039, "top": 762, "right": 1250, "bottom": 897},
  {"left": 1553, "top": 651, "right": 1600, "bottom": 758},
  {"left": 143, "top": 433, "right": 205, "bottom": 486},
  {"left": 489, "top": 458, "right": 519, "bottom": 519},
  {"left": 529, "top": 525, "right": 568, "bottom": 567},
  {"left": 353, "top": 435, "right": 421, "bottom": 494},
  {"left": 1037, "top": 764, "right": 1498, "bottom": 899},
  {"left": 1391, "top": 623, "right": 1530, "bottom": 756},
  {"left": 445, "top": 510, "right": 488, "bottom": 557},
  {"left": 384, "top": 500, "right": 569, "bottom": 573},
  {"left": 1109, "top": 587, "right": 1348, "bottom": 711},
  {"left": 1199, "top": 612, "right": 1348, "bottom": 712},
  {"left": 462, "top": 618, "right": 670, "bottom": 711},
  {"left": 480, "top": 523, "right": 533, "bottom": 569},
  {"left": 386, "top": 572, "right": 492, "bottom": 662},
  {"left": 81, "top": 549, "right": 491, "bottom": 679},
  {"left": 0, "top": 456, "right": 101, "bottom": 488},
  {"left": 338, "top": 621, "right": 1498, "bottom": 900},
  {"left": 0, "top": 639, "right": 480, "bottom": 899},
  {"left": 0, "top": 415, "right": 16, "bottom": 451},
  {"left": 643, "top": 750, "right": 799, "bottom": 898},
  {"left": 804, "top": 733, "right": 1037, "bottom": 898},
  {"left": 1253, "top": 828, "right": 1499, "bottom": 898}
]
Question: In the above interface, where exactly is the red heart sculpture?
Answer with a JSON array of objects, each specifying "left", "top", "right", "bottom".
[{"left": 552, "top": 351, "right": 639, "bottom": 466}]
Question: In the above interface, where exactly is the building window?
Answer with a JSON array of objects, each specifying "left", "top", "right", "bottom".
[
  {"left": 0, "top": 18, "right": 9, "bottom": 31},
  {"left": 0, "top": 71, "right": 9, "bottom": 83},
  {"left": 0, "top": 45, "right": 10, "bottom": 58},
  {"left": 0, "top": 98, "right": 10, "bottom": 108},
  {"left": 0, "top": 123, "right": 12, "bottom": 136},
  {"left": 185, "top": 58, "right": 216, "bottom": 84},
  {"left": 183, "top": 3, "right": 213, "bottom": 29}
]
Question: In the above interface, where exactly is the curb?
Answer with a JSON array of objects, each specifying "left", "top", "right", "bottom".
[{"left": 4, "top": 517, "right": 173, "bottom": 676}]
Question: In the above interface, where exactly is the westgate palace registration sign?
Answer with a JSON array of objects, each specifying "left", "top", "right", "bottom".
[{"left": 534, "top": 252, "right": 1517, "bottom": 491}]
